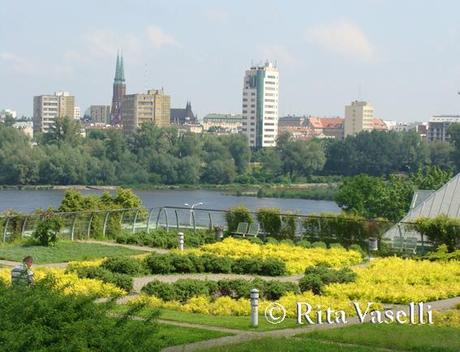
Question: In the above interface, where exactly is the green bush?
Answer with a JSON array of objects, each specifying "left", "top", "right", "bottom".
[
  {"left": 248, "top": 237, "right": 264, "bottom": 245},
  {"left": 217, "top": 279, "right": 252, "bottom": 298},
  {"left": 170, "top": 254, "right": 197, "bottom": 273},
  {"left": 280, "top": 213, "right": 296, "bottom": 240},
  {"left": 422, "top": 244, "right": 460, "bottom": 261},
  {"left": 32, "top": 214, "right": 63, "bottom": 246},
  {"left": 263, "top": 280, "right": 299, "bottom": 300},
  {"left": 71, "top": 266, "right": 133, "bottom": 292},
  {"left": 279, "top": 239, "right": 294, "bottom": 246},
  {"left": 296, "top": 240, "right": 311, "bottom": 248},
  {"left": 174, "top": 279, "right": 218, "bottom": 302},
  {"left": 260, "top": 258, "right": 286, "bottom": 276},
  {"left": 265, "top": 237, "right": 279, "bottom": 244},
  {"left": 201, "top": 254, "right": 233, "bottom": 273},
  {"left": 349, "top": 244, "right": 366, "bottom": 257},
  {"left": 144, "top": 254, "right": 174, "bottom": 274},
  {"left": 232, "top": 258, "right": 263, "bottom": 275},
  {"left": 257, "top": 208, "right": 281, "bottom": 238},
  {"left": 412, "top": 215, "right": 460, "bottom": 252},
  {"left": 0, "top": 279, "right": 160, "bottom": 352},
  {"left": 329, "top": 243, "right": 345, "bottom": 249},
  {"left": 300, "top": 265, "right": 357, "bottom": 295},
  {"left": 101, "top": 256, "right": 146, "bottom": 276},
  {"left": 141, "top": 280, "right": 177, "bottom": 301},
  {"left": 311, "top": 241, "right": 327, "bottom": 248},
  {"left": 225, "top": 206, "right": 252, "bottom": 232}
]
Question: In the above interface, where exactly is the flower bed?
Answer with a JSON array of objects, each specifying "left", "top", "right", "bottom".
[
  {"left": 184, "top": 238, "right": 363, "bottom": 274},
  {"left": 324, "top": 257, "right": 460, "bottom": 303},
  {"left": 0, "top": 267, "right": 125, "bottom": 297}
]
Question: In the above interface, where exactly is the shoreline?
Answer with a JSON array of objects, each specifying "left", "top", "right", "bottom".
[{"left": 0, "top": 183, "right": 338, "bottom": 201}]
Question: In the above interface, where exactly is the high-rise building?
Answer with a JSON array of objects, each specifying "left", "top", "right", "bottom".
[
  {"left": 427, "top": 115, "right": 460, "bottom": 142},
  {"left": 241, "top": 62, "right": 279, "bottom": 148},
  {"left": 122, "top": 89, "right": 171, "bottom": 134},
  {"left": 74, "top": 106, "right": 81, "bottom": 120},
  {"left": 344, "top": 101, "right": 374, "bottom": 137},
  {"left": 33, "top": 91, "right": 75, "bottom": 133},
  {"left": 90, "top": 105, "right": 111, "bottom": 123},
  {"left": 110, "top": 52, "right": 126, "bottom": 125}
]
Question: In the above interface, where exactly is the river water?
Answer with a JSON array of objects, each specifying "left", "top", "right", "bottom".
[{"left": 0, "top": 189, "right": 340, "bottom": 215}]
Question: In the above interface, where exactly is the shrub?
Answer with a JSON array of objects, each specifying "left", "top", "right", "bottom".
[
  {"left": 201, "top": 254, "right": 233, "bottom": 273},
  {"left": 32, "top": 214, "right": 63, "bottom": 246},
  {"left": 311, "top": 241, "right": 327, "bottom": 248},
  {"left": 280, "top": 213, "right": 296, "bottom": 240},
  {"left": 225, "top": 206, "right": 252, "bottom": 232},
  {"left": 263, "top": 280, "right": 299, "bottom": 300},
  {"left": 329, "top": 243, "right": 345, "bottom": 249},
  {"left": 249, "top": 237, "right": 264, "bottom": 245},
  {"left": 260, "top": 258, "right": 286, "bottom": 276},
  {"left": 170, "top": 254, "right": 197, "bottom": 273},
  {"left": 265, "top": 237, "right": 279, "bottom": 244},
  {"left": 412, "top": 215, "right": 460, "bottom": 252},
  {"left": 142, "top": 280, "right": 178, "bottom": 301},
  {"left": 257, "top": 208, "right": 281, "bottom": 238},
  {"left": 349, "top": 244, "right": 365, "bottom": 257},
  {"left": 232, "top": 258, "right": 263, "bottom": 275},
  {"left": 296, "top": 240, "right": 311, "bottom": 248},
  {"left": 144, "top": 254, "right": 174, "bottom": 274},
  {"left": 173, "top": 279, "right": 218, "bottom": 302},
  {"left": 101, "top": 256, "right": 146, "bottom": 276},
  {"left": 0, "top": 279, "right": 160, "bottom": 352},
  {"left": 279, "top": 239, "right": 294, "bottom": 246},
  {"left": 72, "top": 266, "right": 133, "bottom": 292},
  {"left": 217, "top": 279, "right": 252, "bottom": 299},
  {"left": 300, "top": 265, "right": 356, "bottom": 295}
]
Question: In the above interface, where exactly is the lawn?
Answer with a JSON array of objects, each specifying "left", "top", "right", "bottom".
[
  {"left": 148, "top": 322, "right": 230, "bottom": 349},
  {"left": 0, "top": 241, "right": 147, "bottom": 264},
  {"left": 202, "top": 323, "right": 460, "bottom": 352},
  {"left": 115, "top": 305, "right": 300, "bottom": 331}
]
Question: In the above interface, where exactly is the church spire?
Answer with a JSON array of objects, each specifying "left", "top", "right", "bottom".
[{"left": 114, "top": 50, "right": 125, "bottom": 83}]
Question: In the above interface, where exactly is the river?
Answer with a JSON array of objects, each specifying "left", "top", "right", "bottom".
[{"left": 0, "top": 189, "right": 340, "bottom": 215}]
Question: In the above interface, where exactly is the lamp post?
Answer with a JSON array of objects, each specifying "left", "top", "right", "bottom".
[{"left": 184, "top": 202, "right": 203, "bottom": 228}]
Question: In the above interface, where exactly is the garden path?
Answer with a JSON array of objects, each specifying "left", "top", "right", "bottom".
[{"left": 160, "top": 295, "right": 460, "bottom": 352}]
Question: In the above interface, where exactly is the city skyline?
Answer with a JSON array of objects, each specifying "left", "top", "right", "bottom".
[{"left": 1, "top": 0, "right": 460, "bottom": 121}]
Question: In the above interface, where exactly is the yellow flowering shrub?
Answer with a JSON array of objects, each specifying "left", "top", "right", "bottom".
[
  {"left": 183, "top": 238, "right": 363, "bottom": 274},
  {"left": 0, "top": 267, "right": 125, "bottom": 297},
  {"left": 325, "top": 257, "right": 460, "bottom": 303},
  {"left": 66, "top": 259, "right": 104, "bottom": 271}
]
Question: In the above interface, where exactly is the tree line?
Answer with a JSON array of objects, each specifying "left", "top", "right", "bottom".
[{"left": 0, "top": 116, "right": 459, "bottom": 186}]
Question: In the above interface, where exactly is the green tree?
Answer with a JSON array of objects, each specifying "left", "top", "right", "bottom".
[{"left": 44, "top": 116, "right": 82, "bottom": 146}]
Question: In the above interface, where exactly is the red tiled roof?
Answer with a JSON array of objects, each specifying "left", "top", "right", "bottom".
[{"left": 308, "top": 117, "right": 344, "bottom": 129}]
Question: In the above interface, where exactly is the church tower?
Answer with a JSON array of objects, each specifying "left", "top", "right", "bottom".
[{"left": 110, "top": 52, "right": 126, "bottom": 125}]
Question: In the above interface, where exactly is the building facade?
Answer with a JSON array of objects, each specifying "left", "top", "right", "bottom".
[
  {"left": 308, "top": 117, "right": 344, "bottom": 140},
  {"left": 90, "top": 105, "right": 111, "bottom": 124},
  {"left": 171, "top": 102, "right": 197, "bottom": 125},
  {"left": 241, "top": 62, "right": 279, "bottom": 148},
  {"left": 110, "top": 53, "right": 126, "bottom": 125},
  {"left": 74, "top": 106, "right": 81, "bottom": 120},
  {"left": 122, "top": 89, "right": 171, "bottom": 134},
  {"left": 202, "top": 113, "right": 242, "bottom": 134},
  {"left": 33, "top": 91, "right": 75, "bottom": 133},
  {"left": 344, "top": 101, "right": 374, "bottom": 137},
  {"left": 427, "top": 115, "right": 460, "bottom": 142}
]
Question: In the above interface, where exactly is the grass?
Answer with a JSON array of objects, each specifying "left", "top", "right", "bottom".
[
  {"left": 151, "top": 322, "right": 230, "bottom": 348},
  {"left": 304, "top": 323, "right": 460, "bottom": 352},
  {"left": 202, "top": 323, "right": 460, "bottom": 352},
  {"left": 0, "top": 241, "right": 147, "bottom": 264},
  {"left": 201, "top": 337, "right": 375, "bottom": 352},
  {"left": 115, "top": 305, "right": 299, "bottom": 331}
]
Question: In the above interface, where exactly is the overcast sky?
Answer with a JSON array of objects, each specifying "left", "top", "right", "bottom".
[{"left": 1, "top": 0, "right": 460, "bottom": 121}]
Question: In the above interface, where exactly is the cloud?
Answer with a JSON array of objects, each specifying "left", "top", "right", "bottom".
[
  {"left": 306, "top": 20, "right": 374, "bottom": 61},
  {"left": 146, "top": 25, "right": 179, "bottom": 49},
  {"left": 260, "top": 45, "right": 298, "bottom": 66},
  {"left": 0, "top": 52, "right": 35, "bottom": 73}
]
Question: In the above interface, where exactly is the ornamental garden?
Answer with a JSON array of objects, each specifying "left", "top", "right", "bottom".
[{"left": 0, "top": 189, "right": 459, "bottom": 352}]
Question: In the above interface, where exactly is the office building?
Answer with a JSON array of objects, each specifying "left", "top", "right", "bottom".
[
  {"left": 241, "top": 61, "right": 279, "bottom": 148},
  {"left": 427, "top": 115, "right": 460, "bottom": 142},
  {"left": 344, "top": 101, "right": 374, "bottom": 137},
  {"left": 33, "top": 91, "right": 75, "bottom": 133},
  {"left": 90, "top": 105, "right": 111, "bottom": 124},
  {"left": 122, "top": 89, "right": 170, "bottom": 134},
  {"left": 202, "top": 113, "right": 242, "bottom": 134}
]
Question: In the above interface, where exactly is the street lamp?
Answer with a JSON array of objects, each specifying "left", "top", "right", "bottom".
[{"left": 184, "top": 202, "right": 203, "bottom": 227}]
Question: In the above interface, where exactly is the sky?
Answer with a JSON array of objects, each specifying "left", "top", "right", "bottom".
[{"left": 1, "top": 0, "right": 460, "bottom": 121}]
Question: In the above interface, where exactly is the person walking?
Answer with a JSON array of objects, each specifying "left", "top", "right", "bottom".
[{"left": 11, "top": 256, "right": 34, "bottom": 287}]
